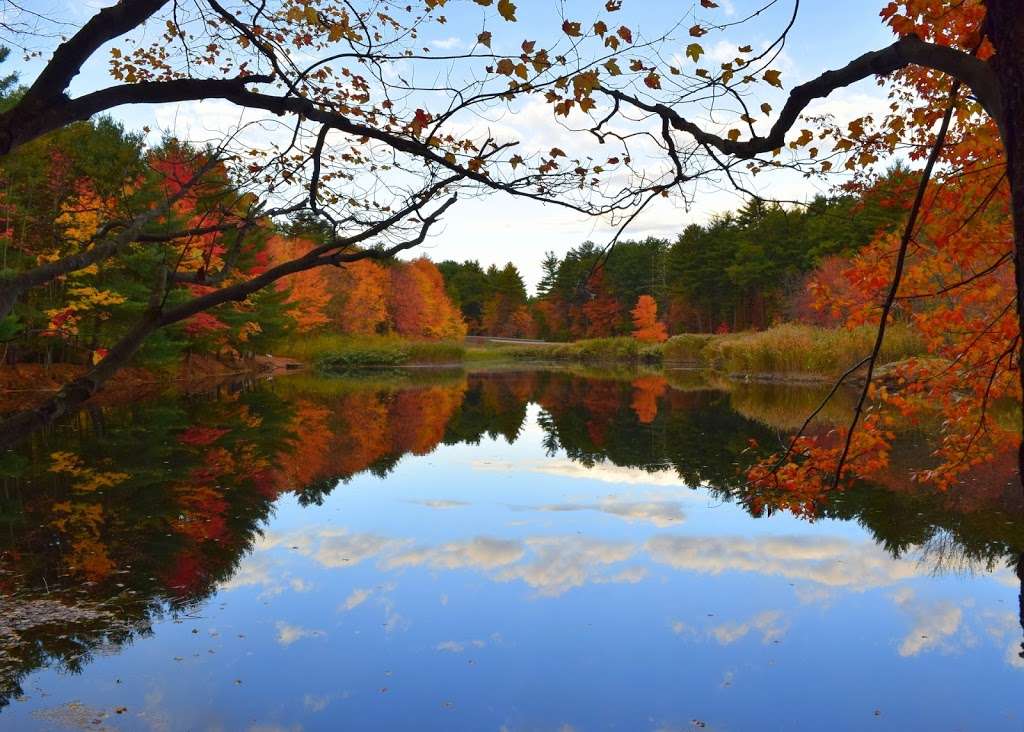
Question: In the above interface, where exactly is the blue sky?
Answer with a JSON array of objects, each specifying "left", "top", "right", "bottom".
[{"left": 13, "top": 1, "right": 900, "bottom": 290}]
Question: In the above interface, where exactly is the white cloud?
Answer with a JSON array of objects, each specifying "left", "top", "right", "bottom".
[
  {"left": 260, "top": 527, "right": 411, "bottom": 569},
  {"left": 342, "top": 588, "right": 373, "bottom": 611},
  {"left": 429, "top": 36, "right": 463, "bottom": 50},
  {"left": 410, "top": 499, "right": 470, "bottom": 510},
  {"left": 891, "top": 591, "right": 963, "bottom": 657},
  {"left": 794, "top": 586, "right": 833, "bottom": 606},
  {"left": 670, "top": 620, "right": 693, "bottom": 637},
  {"left": 275, "top": 622, "right": 326, "bottom": 647},
  {"left": 474, "top": 458, "right": 691, "bottom": 488},
  {"left": 709, "top": 610, "right": 787, "bottom": 645},
  {"left": 599, "top": 566, "right": 648, "bottom": 584},
  {"left": 303, "top": 694, "right": 331, "bottom": 712},
  {"left": 435, "top": 638, "right": 487, "bottom": 653},
  {"left": 979, "top": 610, "right": 1024, "bottom": 669},
  {"left": 538, "top": 499, "right": 685, "bottom": 527},
  {"left": 220, "top": 554, "right": 312, "bottom": 599},
  {"left": 495, "top": 537, "right": 636, "bottom": 597},
  {"left": 646, "top": 534, "right": 922, "bottom": 589},
  {"left": 385, "top": 537, "right": 525, "bottom": 571}
]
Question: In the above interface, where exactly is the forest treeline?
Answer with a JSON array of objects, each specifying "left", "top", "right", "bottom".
[
  {"left": 438, "top": 175, "right": 911, "bottom": 340},
  {"left": 1, "top": 103, "right": 911, "bottom": 370},
  {"left": 0, "top": 112, "right": 466, "bottom": 369}
]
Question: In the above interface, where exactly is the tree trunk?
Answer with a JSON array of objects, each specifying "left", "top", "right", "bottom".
[
  {"left": 1016, "top": 551, "right": 1024, "bottom": 662},
  {"left": 985, "top": 1, "right": 1024, "bottom": 493}
]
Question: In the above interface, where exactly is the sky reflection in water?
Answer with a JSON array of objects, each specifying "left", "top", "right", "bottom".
[{"left": 1, "top": 370, "right": 1023, "bottom": 730}]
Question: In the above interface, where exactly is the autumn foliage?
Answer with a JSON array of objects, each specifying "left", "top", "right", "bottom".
[
  {"left": 630, "top": 295, "right": 668, "bottom": 343},
  {"left": 749, "top": 0, "right": 1017, "bottom": 498}
]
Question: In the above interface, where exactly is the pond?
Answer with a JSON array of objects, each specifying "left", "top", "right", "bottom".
[{"left": 1, "top": 368, "right": 1022, "bottom": 730}]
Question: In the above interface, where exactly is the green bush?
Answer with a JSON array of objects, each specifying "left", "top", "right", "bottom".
[{"left": 276, "top": 334, "right": 465, "bottom": 371}]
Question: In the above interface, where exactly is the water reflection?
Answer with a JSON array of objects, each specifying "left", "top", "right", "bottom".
[{"left": 1, "top": 368, "right": 1023, "bottom": 728}]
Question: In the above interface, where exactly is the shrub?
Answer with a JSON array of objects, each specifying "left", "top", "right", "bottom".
[{"left": 276, "top": 334, "right": 465, "bottom": 371}]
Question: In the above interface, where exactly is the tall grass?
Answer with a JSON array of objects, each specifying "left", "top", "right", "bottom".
[
  {"left": 276, "top": 324, "right": 925, "bottom": 377},
  {"left": 662, "top": 333, "right": 715, "bottom": 363},
  {"left": 467, "top": 336, "right": 662, "bottom": 364},
  {"left": 664, "top": 323, "right": 924, "bottom": 378}
]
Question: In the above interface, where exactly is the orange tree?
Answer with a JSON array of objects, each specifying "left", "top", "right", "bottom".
[
  {"left": 516, "top": 0, "right": 1020, "bottom": 495},
  {"left": 4, "top": 0, "right": 1024, "bottom": 494},
  {"left": 0, "top": 0, "right": 658, "bottom": 444},
  {"left": 630, "top": 294, "right": 667, "bottom": 343}
]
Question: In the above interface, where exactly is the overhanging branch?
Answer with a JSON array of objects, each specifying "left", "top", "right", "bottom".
[{"left": 601, "top": 35, "right": 1000, "bottom": 159}]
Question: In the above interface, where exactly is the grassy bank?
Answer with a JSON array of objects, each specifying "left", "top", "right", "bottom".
[
  {"left": 276, "top": 324, "right": 926, "bottom": 379},
  {"left": 279, "top": 334, "right": 664, "bottom": 371},
  {"left": 469, "top": 337, "right": 663, "bottom": 364},
  {"left": 662, "top": 323, "right": 925, "bottom": 378},
  {"left": 278, "top": 334, "right": 466, "bottom": 371}
]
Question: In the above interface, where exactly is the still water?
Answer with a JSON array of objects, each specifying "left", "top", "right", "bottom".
[{"left": 1, "top": 368, "right": 1022, "bottom": 730}]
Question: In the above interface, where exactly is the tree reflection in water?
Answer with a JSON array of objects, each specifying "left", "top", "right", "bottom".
[{"left": 1, "top": 367, "right": 1022, "bottom": 705}]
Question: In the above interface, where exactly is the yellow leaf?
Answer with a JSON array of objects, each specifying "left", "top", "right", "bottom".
[
  {"left": 763, "top": 69, "right": 782, "bottom": 87},
  {"left": 603, "top": 58, "right": 622, "bottom": 76},
  {"left": 572, "top": 69, "right": 600, "bottom": 97},
  {"left": 685, "top": 43, "right": 703, "bottom": 62}
]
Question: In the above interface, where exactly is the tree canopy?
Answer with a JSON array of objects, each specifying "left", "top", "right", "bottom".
[{"left": 2, "top": 0, "right": 1024, "bottom": 497}]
